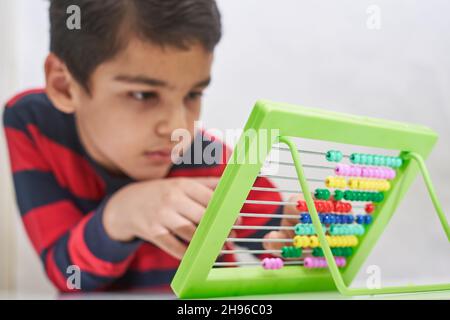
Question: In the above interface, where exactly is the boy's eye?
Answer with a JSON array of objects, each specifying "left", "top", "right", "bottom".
[
  {"left": 129, "top": 91, "right": 158, "bottom": 101},
  {"left": 186, "top": 91, "right": 203, "bottom": 101}
]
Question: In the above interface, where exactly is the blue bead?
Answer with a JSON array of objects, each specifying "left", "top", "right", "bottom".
[
  {"left": 319, "top": 214, "right": 325, "bottom": 224},
  {"left": 300, "top": 214, "right": 308, "bottom": 224},
  {"left": 364, "top": 215, "right": 373, "bottom": 225},
  {"left": 323, "top": 214, "right": 331, "bottom": 224},
  {"left": 346, "top": 215, "right": 355, "bottom": 224},
  {"left": 329, "top": 214, "right": 337, "bottom": 224},
  {"left": 356, "top": 215, "right": 364, "bottom": 224}
]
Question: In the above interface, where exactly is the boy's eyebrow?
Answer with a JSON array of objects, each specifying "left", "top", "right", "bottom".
[{"left": 114, "top": 74, "right": 211, "bottom": 89}]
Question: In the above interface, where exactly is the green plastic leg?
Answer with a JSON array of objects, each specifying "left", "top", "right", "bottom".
[{"left": 279, "top": 136, "right": 450, "bottom": 296}]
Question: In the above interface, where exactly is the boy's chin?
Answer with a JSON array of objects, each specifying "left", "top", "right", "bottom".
[{"left": 128, "top": 163, "right": 173, "bottom": 181}]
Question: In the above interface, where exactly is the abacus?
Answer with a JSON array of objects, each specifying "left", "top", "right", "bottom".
[{"left": 171, "top": 100, "right": 450, "bottom": 299}]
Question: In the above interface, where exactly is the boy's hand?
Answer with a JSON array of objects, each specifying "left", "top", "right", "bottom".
[
  {"left": 103, "top": 177, "right": 219, "bottom": 260},
  {"left": 262, "top": 194, "right": 305, "bottom": 254}
]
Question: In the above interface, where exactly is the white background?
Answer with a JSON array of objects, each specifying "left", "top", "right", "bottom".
[{"left": 0, "top": 0, "right": 449, "bottom": 296}]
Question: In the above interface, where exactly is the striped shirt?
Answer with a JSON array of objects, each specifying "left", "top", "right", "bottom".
[{"left": 3, "top": 89, "right": 282, "bottom": 292}]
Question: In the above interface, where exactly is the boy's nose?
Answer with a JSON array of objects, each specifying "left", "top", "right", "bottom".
[{"left": 155, "top": 105, "right": 188, "bottom": 136}]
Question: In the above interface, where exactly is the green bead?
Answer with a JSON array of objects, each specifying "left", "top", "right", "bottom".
[
  {"left": 366, "top": 155, "right": 374, "bottom": 165},
  {"left": 312, "top": 247, "right": 323, "bottom": 257},
  {"left": 385, "top": 157, "right": 393, "bottom": 167},
  {"left": 326, "top": 150, "right": 342, "bottom": 162},
  {"left": 379, "top": 157, "right": 386, "bottom": 166},
  {"left": 344, "top": 190, "right": 353, "bottom": 201},
  {"left": 395, "top": 158, "right": 403, "bottom": 168},
  {"left": 282, "top": 246, "right": 302, "bottom": 258},
  {"left": 315, "top": 189, "right": 331, "bottom": 200},
  {"left": 350, "top": 153, "right": 359, "bottom": 164},
  {"left": 334, "top": 190, "right": 344, "bottom": 201},
  {"left": 376, "top": 192, "right": 385, "bottom": 202},
  {"left": 373, "top": 156, "right": 381, "bottom": 166}
]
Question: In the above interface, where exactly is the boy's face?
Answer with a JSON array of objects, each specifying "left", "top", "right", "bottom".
[{"left": 70, "top": 39, "right": 214, "bottom": 180}]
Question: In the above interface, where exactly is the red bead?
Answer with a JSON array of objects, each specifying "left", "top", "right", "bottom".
[
  {"left": 297, "top": 200, "right": 308, "bottom": 212},
  {"left": 344, "top": 202, "right": 352, "bottom": 213},
  {"left": 326, "top": 201, "right": 334, "bottom": 212},
  {"left": 365, "top": 203, "right": 375, "bottom": 214},
  {"left": 334, "top": 202, "right": 343, "bottom": 213}
]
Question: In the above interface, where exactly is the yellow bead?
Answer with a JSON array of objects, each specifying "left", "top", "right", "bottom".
[
  {"left": 325, "top": 177, "right": 334, "bottom": 188},
  {"left": 309, "top": 236, "right": 319, "bottom": 248},
  {"left": 293, "top": 236, "right": 302, "bottom": 248},
  {"left": 348, "top": 179, "right": 358, "bottom": 189}
]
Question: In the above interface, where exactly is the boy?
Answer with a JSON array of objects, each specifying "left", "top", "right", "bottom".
[{"left": 3, "top": 0, "right": 292, "bottom": 293}]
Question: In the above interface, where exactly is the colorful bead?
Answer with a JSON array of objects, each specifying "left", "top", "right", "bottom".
[
  {"left": 333, "top": 190, "right": 344, "bottom": 201},
  {"left": 326, "top": 176, "right": 347, "bottom": 189},
  {"left": 294, "top": 223, "right": 316, "bottom": 235},
  {"left": 350, "top": 153, "right": 403, "bottom": 168},
  {"left": 262, "top": 257, "right": 284, "bottom": 270},
  {"left": 348, "top": 178, "right": 391, "bottom": 191},
  {"left": 293, "top": 235, "right": 311, "bottom": 248},
  {"left": 300, "top": 213, "right": 311, "bottom": 224},
  {"left": 312, "top": 247, "right": 354, "bottom": 257},
  {"left": 365, "top": 203, "right": 375, "bottom": 214},
  {"left": 304, "top": 257, "right": 346, "bottom": 269},
  {"left": 315, "top": 188, "right": 331, "bottom": 200},
  {"left": 281, "top": 246, "right": 302, "bottom": 258},
  {"left": 309, "top": 236, "right": 320, "bottom": 248},
  {"left": 364, "top": 215, "right": 373, "bottom": 225},
  {"left": 296, "top": 200, "right": 308, "bottom": 212},
  {"left": 329, "top": 224, "right": 364, "bottom": 236},
  {"left": 326, "top": 150, "right": 343, "bottom": 162}
]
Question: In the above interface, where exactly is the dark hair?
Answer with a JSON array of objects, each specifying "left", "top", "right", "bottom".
[{"left": 49, "top": 0, "right": 222, "bottom": 91}]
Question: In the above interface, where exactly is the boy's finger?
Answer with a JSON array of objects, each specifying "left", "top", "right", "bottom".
[
  {"left": 150, "top": 231, "right": 188, "bottom": 260},
  {"left": 191, "top": 177, "right": 220, "bottom": 189},
  {"left": 262, "top": 230, "right": 292, "bottom": 252},
  {"left": 166, "top": 215, "right": 197, "bottom": 243},
  {"left": 176, "top": 195, "right": 207, "bottom": 224},
  {"left": 184, "top": 181, "right": 214, "bottom": 208}
]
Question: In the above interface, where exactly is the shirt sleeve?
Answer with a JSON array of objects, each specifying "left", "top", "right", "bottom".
[
  {"left": 3, "top": 105, "right": 142, "bottom": 292},
  {"left": 233, "top": 176, "right": 285, "bottom": 259}
]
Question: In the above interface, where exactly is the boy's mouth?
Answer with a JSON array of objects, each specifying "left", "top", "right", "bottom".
[{"left": 143, "top": 148, "right": 174, "bottom": 164}]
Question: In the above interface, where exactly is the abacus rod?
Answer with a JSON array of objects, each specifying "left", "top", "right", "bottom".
[
  {"left": 243, "top": 200, "right": 366, "bottom": 210},
  {"left": 232, "top": 225, "right": 295, "bottom": 231},
  {"left": 214, "top": 261, "right": 306, "bottom": 267},
  {"left": 266, "top": 161, "right": 335, "bottom": 170},
  {"left": 239, "top": 213, "right": 300, "bottom": 219},
  {"left": 251, "top": 187, "right": 303, "bottom": 194},
  {"left": 244, "top": 200, "right": 298, "bottom": 206},
  {"left": 220, "top": 249, "right": 313, "bottom": 255},
  {"left": 226, "top": 238, "right": 293, "bottom": 243},
  {"left": 272, "top": 146, "right": 350, "bottom": 158},
  {"left": 220, "top": 249, "right": 282, "bottom": 254},
  {"left": 258, "top": 174, "right": 324, "bottom": 183}
]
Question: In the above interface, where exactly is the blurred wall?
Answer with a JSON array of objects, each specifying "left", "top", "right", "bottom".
[{"left": 0, "top": 0, "right": 449, "bottom": 294}]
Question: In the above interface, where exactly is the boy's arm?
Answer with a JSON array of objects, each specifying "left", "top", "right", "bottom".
[{"left": 3, "top": 109, "right": 141, "bottom": 292}]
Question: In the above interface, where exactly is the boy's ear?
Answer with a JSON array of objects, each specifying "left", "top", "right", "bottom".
[{"left": 44, "top": 53, "right": 78, "bottom": 114}]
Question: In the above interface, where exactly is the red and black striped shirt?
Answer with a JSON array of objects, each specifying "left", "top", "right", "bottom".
[{"left": 3, "top": 89, "right": 282, "bottom": 293}]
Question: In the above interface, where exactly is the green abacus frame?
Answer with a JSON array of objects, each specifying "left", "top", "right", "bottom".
[{"left": 171, "top": 100, "right": 450, "bottom": 299}]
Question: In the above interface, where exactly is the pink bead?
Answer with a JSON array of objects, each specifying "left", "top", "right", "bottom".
[
  {"left": 304, "top": 257, "right": 314, "bottom": 268},
  {"left": 335, "top": 257, "right": 347, "bottom": 267},
  {"left": 262, "top": 258, "right": 284, "bottom": 270},
  {"left": 387, "top": 169, "right": 396, "bottom": 179},
  {"left": 374, "top": 168, "right": 382, "bottom": 178},
  {"left": 354, "top": 166, "right": 362, "bottom": 177},
  {"left": 335, "top": 164, "right": 345, "bottom": 176}
]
